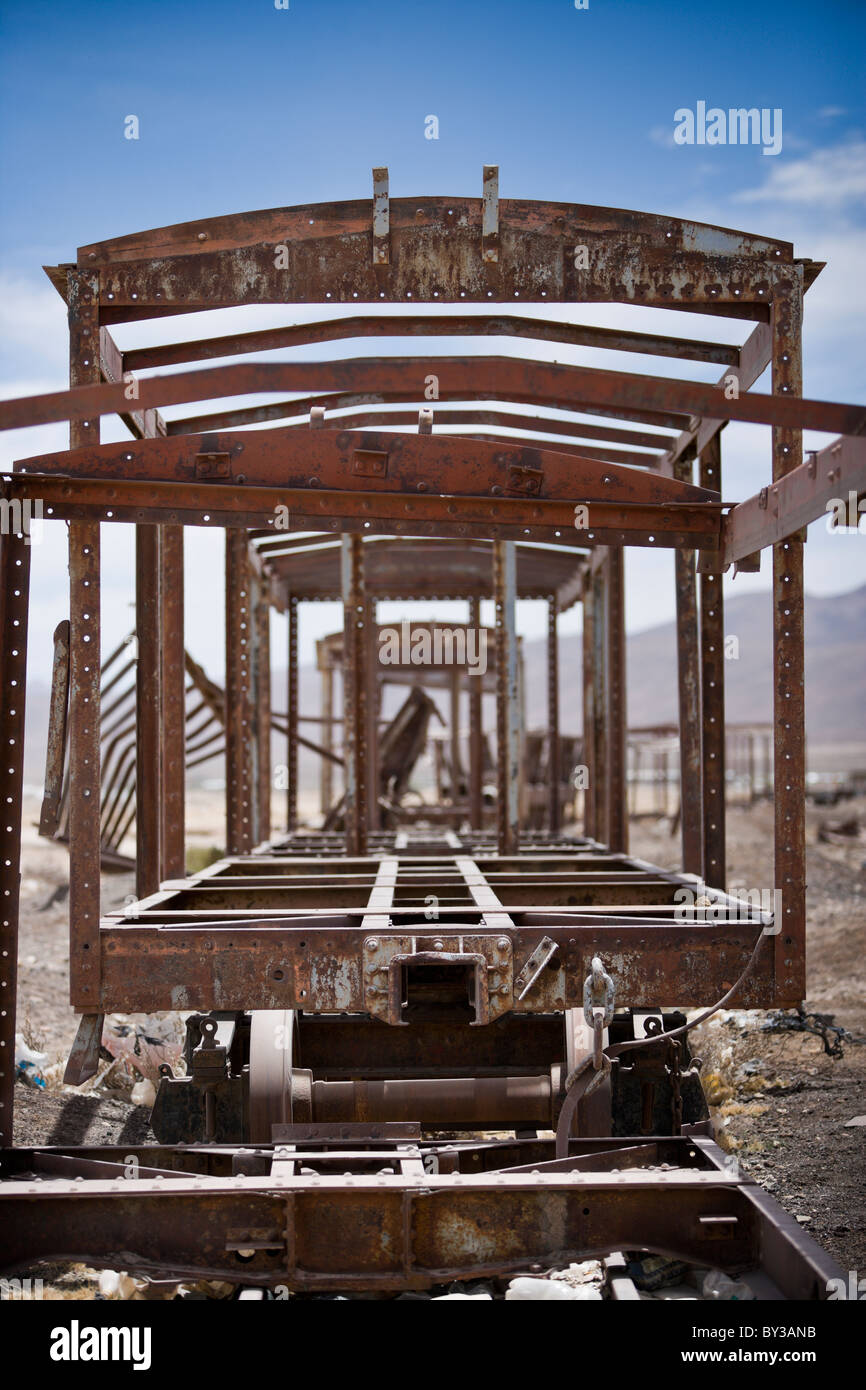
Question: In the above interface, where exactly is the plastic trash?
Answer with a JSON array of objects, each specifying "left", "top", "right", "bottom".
[
  {"left": 701, "top": 1270, "right": 756, "bottom": 1301},
  {"left": 15, "top": 1035, "right": 47, "bottom": 1088},
  {"left": 506, "top": 1277, "right": 602, "bottom": 1301}
]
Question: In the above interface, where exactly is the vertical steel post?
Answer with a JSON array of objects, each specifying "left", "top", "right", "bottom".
[
  {"left": 341, "top": 534, "right": 367, "bottom": 856},
  {"left": 450, "top": 666, "right": 462, "bottom": 805},
  {"left": 605, "top": 547, "right": 628, "bottom": 853},
  {"left": 547, "top": 596, "right": 561, "bottom": 835},
  {"left": 319, "top": 655, "right": 333, "bottom": 820},
  {"left": 136, "top": 525, "right": 162, "bottom": 898},
  {"left": 67, "top": 270, "right": 102, "bottom": 1018},
  {"left": 254, "top": 577, "right": 272, "bottom": 845},
  {"left": 225, "top": 531, "right": 254, "bottom": 854},
  {"left": 468, "top": 597, "right": 483, "bottom": 829},
  {"left": 366, "top": 597, "right": 380, "bottom": 832},
  {"left": 591, "top": 559, "right": 609, "bottom": 844},
  {"left": 0, "top": 529, "right": 30, "bottom": 1143},
  {"left": 287, "top": 595, "right": 299, "bottom": 833},
  {"left": 581, "top": 578, "right": 595, "bottom": 840},
  {"left": 772, "top": 273, "right": 806, "bottom": 1003},
  {"left": 699, "top": 435, "right": 726, "bottom": 889},
  {"left": 159, "top": 525, "right": 185, "bottom": 878},
  {"left": 494, "top": 540, "right": 519, "bottom": 855},
  {"left": 674, "top": 458, "right": 703, "bottom": 874}
]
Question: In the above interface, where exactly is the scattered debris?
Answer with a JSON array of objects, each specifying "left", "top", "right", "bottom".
[
  {"left": 760, "top": 1006, "right": 859, "bottom": 1059},
  {"left": 99, "top": 1013, "right": 187, "bottom": 1086},
  {"left": 818, "top": 815, "right": 861, "bottom": 842},
  {"left": 627, "top": 1255, "right": 688, "bottom": 1291},
  {"left": 15, "top": 1034, "right": 47, "bottom": 1089}
]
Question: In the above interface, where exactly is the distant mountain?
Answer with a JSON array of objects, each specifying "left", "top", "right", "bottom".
[{"left": 521, "top": 583, "right": 866, "bottom": 749}]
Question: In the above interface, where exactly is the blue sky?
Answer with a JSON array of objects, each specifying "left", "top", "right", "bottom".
[{"left": 1, "top": 0, "right": 864, "bottom": 682}]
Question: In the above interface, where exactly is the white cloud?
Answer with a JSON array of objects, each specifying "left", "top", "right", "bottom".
[
  {"left": 733, "top": 139, "right": 866, "bottom": 205},
  {"left": 0, "top": 273, "right": 68, "bottom": 371},
  {"left": 648, "top": 124, "right": 676, "bottom": 149}
]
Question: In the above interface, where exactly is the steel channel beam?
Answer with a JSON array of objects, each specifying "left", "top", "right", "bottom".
[
  {"left": 723, "top": 433, "right": 866, "bottom": 565},
  {"left": 772, "top": 282, "right": 806, "bottom": 1002},
  {"left": 699, "top": 437, "right": 726, "bottom": 889},
  {"left": 89, "top": 898, "right": 776, "bottom": 1013},
  {"left": 287, "top": 596, "right": 299, "bottom": 832},
  {"left": 547, "top": 597, "right": 561, "bottom": 834},
  {"left": 605, "top": 548, "right": 627, "bottom": 853},
  {"left": 0, "top": 530, "right": 30, "bottom": 1143},
  {"left": 366, "top": 597, "right": 380, "bottom": 833},
  {"left": 254, "top": 577, "right": 272, "bottom": 845},
  {"left": 67, "top": 271, "right": 103, "bottom": 1018},
  {"left": 591, "top": 562, "right": 608, "bottom": 840},
  {"left": 494, "top": 541, "right": 519, "bottom": 854},
  {"left": 467, "top": 597, "right": 484, "bottom": 829},
  {"left": 0, "top": 1166, "right": 829, "bottom": 1294},
  {"left": 2, "top": 475, "right": 720, "bottom": 551},
  {"left": 159, "top": 525, "right": 186, "bottom": 877},
  {"left": 674, "top": 459, "right": 703, "bottom": 874},
  {"left": 581, "top": 578, "right": 595, "bottom": 840},
  {"left": 341, "top": 535, "right": 368, "bottom": 855},
  {"left": 135, "top": 525, "right": 162, "bottom": 898},
  {"left": 225, "top": 532, "right": 255, "bottom": 854}
]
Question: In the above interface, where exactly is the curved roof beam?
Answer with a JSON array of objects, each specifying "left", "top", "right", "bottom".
[
  {"left": 5, "top": 355, "right": 863, "bottom": 438},
  {"left": 123, "top": 313, "right": 739, "bottom": 372},
  {"left": 44, "top": 185, "right": 819, "bottom": 319}
]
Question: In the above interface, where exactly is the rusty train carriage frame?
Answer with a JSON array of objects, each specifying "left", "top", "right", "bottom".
[{"left": 1, "top": 169, "right": 865, "bottom": 1292}]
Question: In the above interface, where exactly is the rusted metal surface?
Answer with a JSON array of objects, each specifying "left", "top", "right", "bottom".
[
  {"left": 38, "top": 620, "right": 70, "bottom": 838},
  {"left": 673, "top": 457, "right": 703, "bottom": 874},
  {"left": 253, "top": 574, "right": 272, "bottom": 845},
  {"left": 547, "top": 597, "right": 560, "bottom": 834},
  {"left": 287, "top": 595, "right": 299, "bottom": 833},
  {"left": 699, "top": 436, "right": 726, "bottom": 889},
  {"left": 605, "top": 548, "right": 628, "bottom": 854},
  {"left": 342, "top": 534, "right": 368, "bottom": 855},
  {"left": 0, "top": 1135, "right": 842, "bottom": 1297},
  {"left": 136, "top": 525, "right": 162, "bottom": 898},
  {"left": 0, "top": 472, "right": 722, "bottom": 552},
  {"left": 494, "top": 540, "right": 519, "bottom": 854},
  {"left": 160, "top": 525, "right": 186, "bottom": 877},
  {"left": 0, "top": 529, "right": 30, "bottom": 1143},
  {"left": 468, "top": 596, "right": 484, "bottom": 830},
  {"left": 225, "top": 532, "right": 254, "bottom": 854},
  {"left": 772, "top": 285, "right": 806, "bottom": 1004},
  {"left": 67, "top": 269, "right": 103, "bottom": 1018},
  {"left": 8, "top": 353, "right": 864, "bottom": 438}
]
